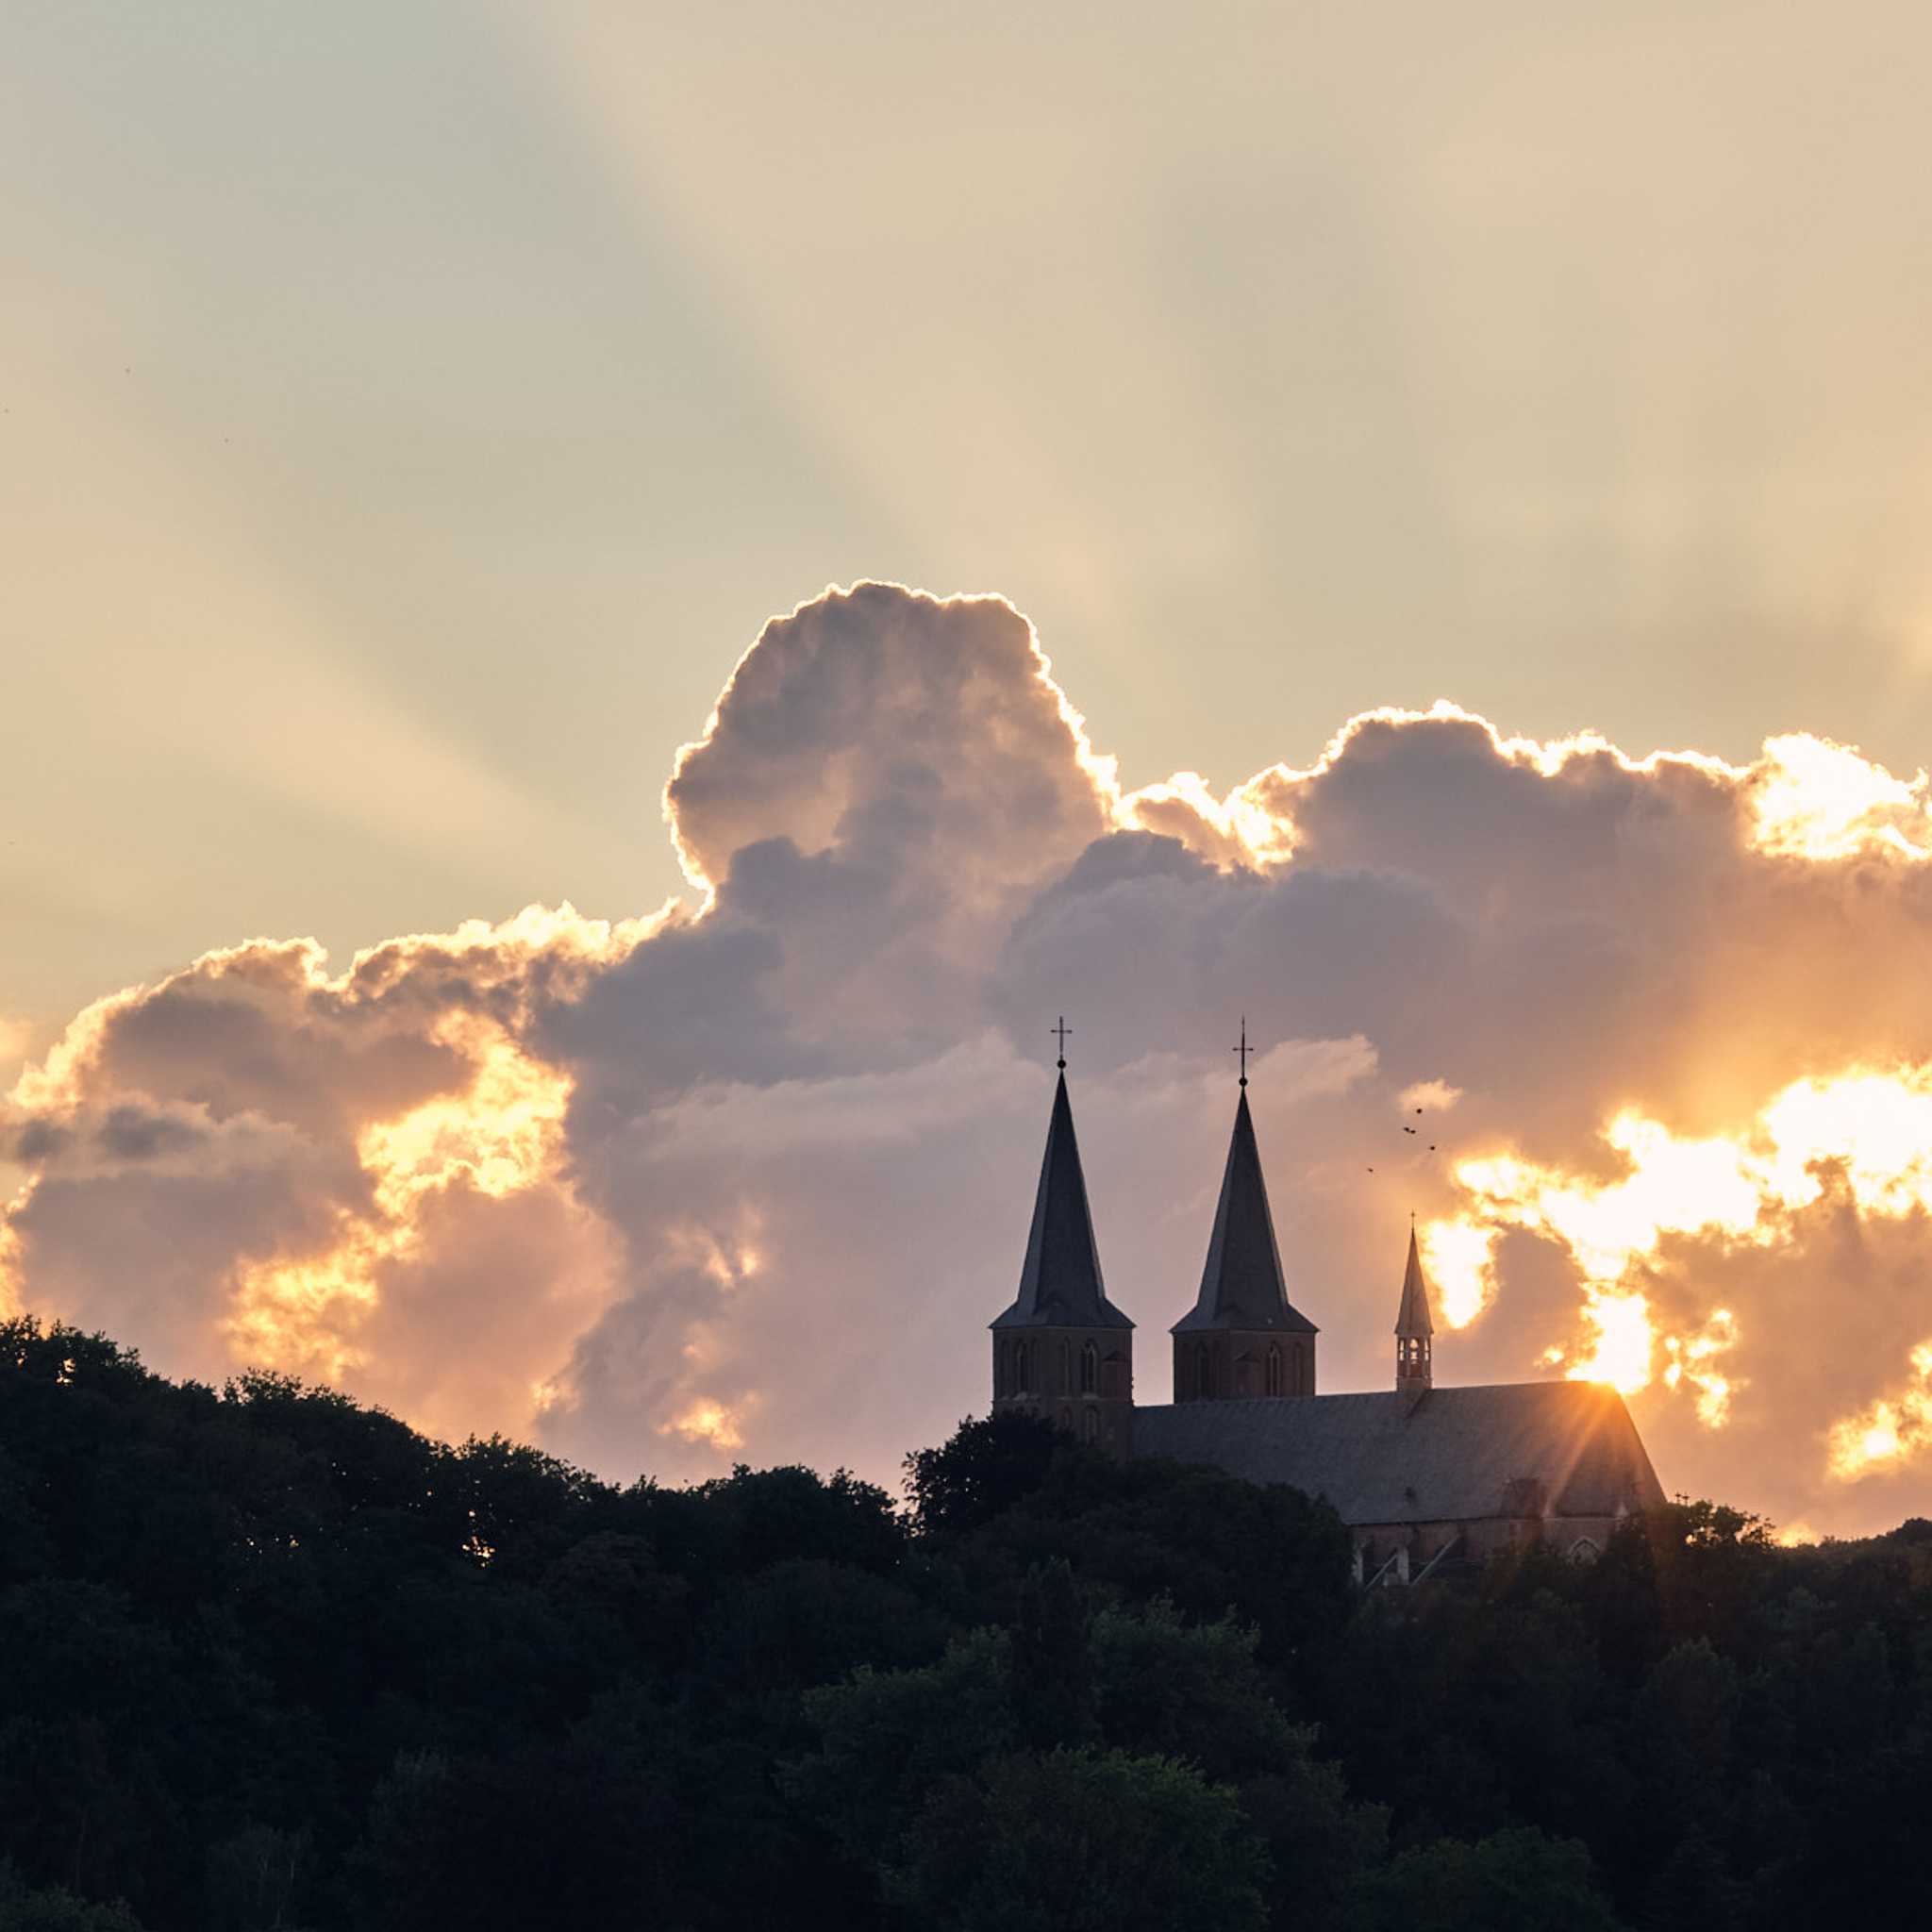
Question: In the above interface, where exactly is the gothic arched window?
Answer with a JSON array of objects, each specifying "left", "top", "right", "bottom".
[
  {"left": 1083, "top": 1407, "right": 1099, "bottom": 1443},
  {"left": 1058, "top": 1340, "right": 1073, "bottom": 1395},
  {"left": 1266, "top": 1345, "right": 1283, "bottom": 1397},
  {"left": 1079, "top": 1341, "right": 1098, "bottom": 1394},
  {"left": 1194, "top": 1343, "right": 1211, "bottom": 1400}
]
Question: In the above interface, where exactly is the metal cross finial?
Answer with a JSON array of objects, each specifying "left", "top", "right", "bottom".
[
  {"left": 1233, "top": 1016, "right": 1252, "bottom": 1087},
  {"left": 1052, "top": 1015, "right": 1072, "bottom": 1069}
]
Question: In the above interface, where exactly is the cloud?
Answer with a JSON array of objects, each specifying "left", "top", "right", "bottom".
[{"left": 10, "top": 580, "right": 1932, "bottom": 1531}]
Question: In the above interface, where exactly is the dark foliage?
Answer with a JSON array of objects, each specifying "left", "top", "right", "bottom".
[{"left": 2, "top": 1318, "right": 1929, "bottom": 1929}]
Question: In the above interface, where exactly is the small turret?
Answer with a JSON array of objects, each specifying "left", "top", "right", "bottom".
[{"left": 1395, "top": 1222, "right": 1435, "bottom": 1395}]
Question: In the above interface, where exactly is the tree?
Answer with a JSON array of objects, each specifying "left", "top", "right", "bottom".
[
  {"left": 1633, "top": 1640, "right": 1739, "bottom": 1826},
  {"left": 1086, "top": 1599, "right": 1384, "bottom": 1927},
  {"left": 1349, "top": 1827, "right": 1626, "bottom": 1932},
  {"left": 1643, "top": 1499, "right": 1775, "bottom": 1652},
  {"left": 786, "top": 1630, "right": 1017, "bottom": 1859},
  {"left": 0, "top": 1863, "right": 146, "bottom": 1932},
  {"left": 1010, "top": 1560, "right": 1093, "bottom": 1749},
  {"left": 887, "top": 1748, "right": 1269, "bottom": 1932},
  {"left": 904, "top": 1412, "right": 1063, "bottom": 1539}
]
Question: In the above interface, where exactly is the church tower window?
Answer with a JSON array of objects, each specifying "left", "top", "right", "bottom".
[
  {"left": 1266, "top": 1345, "right": 1282, "bottom": 1396},
  {"left": 1080, "top": 1341, "right": 1097, "bottom": 1394}
]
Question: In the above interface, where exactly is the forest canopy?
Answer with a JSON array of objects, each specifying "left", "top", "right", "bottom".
[{"left": 0, "top": 1316, "right": 1926, "bottom": 1930}]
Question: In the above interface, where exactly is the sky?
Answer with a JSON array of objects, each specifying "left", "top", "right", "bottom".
[{"left": 8, "top": 4, "right": 1932, "bottom": 1534}]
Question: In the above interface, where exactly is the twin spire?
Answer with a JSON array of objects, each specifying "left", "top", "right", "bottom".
[
  {"left": 1172, "top": 1082, "right": 1317, "bottom": 1336},
  {"left": 993, "top": 1063, "right": 1133, "bottom": 1332},
  {"left": 996, "top": 1017, "right": 1437, "bottom": 1396}
]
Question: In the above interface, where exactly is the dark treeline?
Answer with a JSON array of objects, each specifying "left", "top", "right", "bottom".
[{"left": 0, "top": 1319, "right": 1926, "bottom": 1930}]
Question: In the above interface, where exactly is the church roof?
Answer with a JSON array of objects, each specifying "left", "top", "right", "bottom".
[
  {"left": 1395, "top": 1225, "right": 1435, "bottom": 1338},
  {"left": 991, "top": 1070, "right": 1132, "bottom": 1332},
  {"left": 1172, "top": 1087, "right": 1317, "bottom": 1335},
  {"left": 1132, "top": 1381, "right": 1666, "bottom": 1525}
]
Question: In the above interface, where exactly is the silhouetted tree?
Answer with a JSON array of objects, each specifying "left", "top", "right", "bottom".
[
  {"left": 887, "top": 1748, "right": 1269, "bottom": 1932},
  {"left": 4, "top": 1317, "right": 1931, "bottom": 1930},
  {"left": 903, "top": 1411, "right": 1061, "bottom": 1537},
  {"left": 1349, "top": 1827, "right": 1625, "bottom": 1932}
]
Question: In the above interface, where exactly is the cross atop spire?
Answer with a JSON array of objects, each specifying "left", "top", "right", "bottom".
[
  {"left": 1233, "top": 1016, "right": 1253, "bottom": 1088},
  {"left": 1052, "top": 1015, "right": 1072, "bottom": 1069}
]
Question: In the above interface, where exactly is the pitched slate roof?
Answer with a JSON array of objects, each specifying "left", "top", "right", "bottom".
[
  {"left": 1132, "top": 1381, "right": 1666, "bottom": 1525},
  {"left": 991, "top": 1071, "right": 1132, "bottom": 1331},
  {"left": 1172, "top": 1087, "right": 1317, "bottom": 1335},
  {"left": 1395, "top": 1226, "right": 1435, "bottom": 1338}
]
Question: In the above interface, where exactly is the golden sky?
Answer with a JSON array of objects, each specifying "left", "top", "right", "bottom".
[
  {"left": 10, "top": 3, "right": 1932, "bottom": 1029},
  {"left": 9, "top": 7, "right": 1932, "bottom": 1531}
]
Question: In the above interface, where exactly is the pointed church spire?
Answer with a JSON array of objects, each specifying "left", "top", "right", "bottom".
[
  {"left": 1396, "top": 1221, "right": 1435, "bottom": 1338},
  {"left": 1395, "top": 1220, "right": 1434, "bottom": 1391},
  {"left": 993, "top": 1063, "right": 1131, "bottom": 1331},
  {"left": 1173, "top": 1083, "right": 1317, "bottom": 1335}
]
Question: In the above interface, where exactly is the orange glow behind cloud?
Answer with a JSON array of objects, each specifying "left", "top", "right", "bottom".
[
  {"left": 225, "top": 1011, "right": 576, "bottom": 1382},
  {"left": 16, "top": 586, "right": 1932, "bottom": 1511},
  {"left": 1419, "top": 1065, "right": 1932, "bottom": 1468}
]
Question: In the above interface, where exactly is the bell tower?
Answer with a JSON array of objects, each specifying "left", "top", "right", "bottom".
[
  {"left": 1172, "top": 1022, "right": 1317, "bottom": 1401},
  {"left": 990, "top": 1022, "right": 1134, "bottom": 1455},
  {"left": 1395, "top": 1220, "right": 1435, "bottom": 1396}
]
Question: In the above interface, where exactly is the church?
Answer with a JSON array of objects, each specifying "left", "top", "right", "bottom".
[{"left": 990, "top": 1054, "right": 1667, "bottom": 1582}]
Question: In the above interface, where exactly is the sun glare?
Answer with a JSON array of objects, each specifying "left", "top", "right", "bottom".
[{"left": 1435, "top": 1067, "right": 1932, "bottom": 1456}]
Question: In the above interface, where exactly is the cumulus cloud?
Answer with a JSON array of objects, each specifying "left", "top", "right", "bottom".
[{"left": 9, "top": 580, "right": 1932, "bottom": 1530}]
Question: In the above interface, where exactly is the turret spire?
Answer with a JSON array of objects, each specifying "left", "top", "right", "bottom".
[{"left": 1395, "top": 1220, "right": 1434, "bottom": 1392}]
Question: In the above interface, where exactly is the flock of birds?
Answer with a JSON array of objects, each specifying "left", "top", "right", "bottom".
[{"left": 1366, "top": 1107, "right": 1437, "bottom": 1175}]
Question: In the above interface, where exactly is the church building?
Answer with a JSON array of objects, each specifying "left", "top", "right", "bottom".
[{"left": 990, "top": 1053, "right": 1667, "bottom": 1581}]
